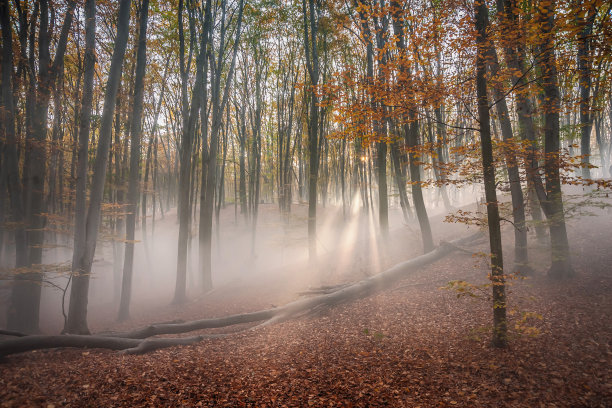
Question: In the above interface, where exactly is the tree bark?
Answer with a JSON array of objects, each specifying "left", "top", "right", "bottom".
[
  {"left": 65, "top": 0, "right": 131, "bottom": 334},
  {"left": 303, "top": 0, "right": 321, "bottom": 263},
  {"left": 475, "top": 0, "right": 507, "bottom": 347},
  {"left": 496, "top": 0, "right": 551, "bottom": 244},
  {"left": 535, "top": 0, "right": 573, "bottom": 278},
  {"left": 199, "top": 0, "right": 244, "bottom": 290},
  {"left": 0, "top": 335, "right": 204, "bottom": 358},
  {"left": 0, "top": 0, "right": 27, "bottom": 271},
  {"left": 142, "top": 59, "right": 170, "bottom": 235},
  {"left": 390, "top": 139, "right": 413, "bottom": 221},
  {"left": 174, "top": 0, "right": 206, "bottom": 303},
  {"left": 9, "top": 0, "right": 76, "bottom": 334},
  {"left": 481, "top": 7, "right": 530, "bottom": 274},
  {"left": 390, "top": 0, "right": 434, "bottom": 253},
  {"left": 118, "top": 0, "right": 150, "bottom": 322},
  {"left": 577, "top": 7, "right": 596, "bottom": 181}
]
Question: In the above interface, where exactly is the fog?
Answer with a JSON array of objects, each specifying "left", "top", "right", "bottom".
[
  {"left": 2, "top": 180, "right": 610, "bottom": 336},
  {"left": 0, "top": 183, "right": 486, "bottom": 333}
]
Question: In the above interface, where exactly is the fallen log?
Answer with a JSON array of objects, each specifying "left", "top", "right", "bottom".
[
  {"left": 0, "top": 232, "right": 482, "bottom": 357},
  {"left": 107, "top": 231, "right": 483, "bottom": 338},
  {"left": 0, "top": 334, "right": 207, "bottom": 358},
  {"left": 298, "top": 283, "right": 352, "bottom": 296},
  {"left": 104, "top": 309, "right": 277, "bottom": 339},
  {"left": 0, "top": 329, "right": 27, "bottom": 337}
]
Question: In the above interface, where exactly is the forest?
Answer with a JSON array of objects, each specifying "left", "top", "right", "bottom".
[{"left": 0, "top": 0, "right": 611, "bottom": 406}]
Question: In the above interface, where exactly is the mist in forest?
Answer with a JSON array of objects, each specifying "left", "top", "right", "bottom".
[
  {"left": 3, "top": 169, "right": 611, "bottom": 335},
  {"left": 0, "top": 181, "right": 491, "bottom": 333}
]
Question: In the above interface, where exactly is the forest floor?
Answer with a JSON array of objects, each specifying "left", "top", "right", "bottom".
[{"left": 1, "top": 194, "right": 612, "bottom": 407}]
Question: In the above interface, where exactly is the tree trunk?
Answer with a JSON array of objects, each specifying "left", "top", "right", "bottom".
[
  {"left": 9, "top": 0, "right": 76, "bottom": 334},
  {"left": 0, "top": 0, "right": 28, "bottom": 287},
  {"left": 112, "top": 85, "right": 125, "bottom": 304},
  {"left": 47, "top": 62, "right": 65, "bottom": 216},
  {"left": 390, "top": 0, "right": 433, "bottom": 253},
  {"left": 390, "top": 140, "right": 412, "bottom": 222},
  {"left": 407, "top": 121, "right": 434, "bottom": 252},
  {"left": 577, "top": 8, "right": 596, "bottom": 181},
  {"left": 174, "top": 0, "right": 205, "bottom": 303},
  {"left": 303, "top": 0, "right": 321, "bottom": 263},
  {"left": 199, "top": 0, "right": 244, "bottom": 291},
  {"left": 65, "top": 0, "right": 131, "bottom": 334},
  {"left": 374, "top": 6, "right": 390, "bottom": 236},
  {"left": 475, "top": 0, "right": 507, "bottom": 347},
  {"left": 497, "top": 0, "right": 549, "bottom": 244},
  {"left": 118, "top": 0, "right": 150, "bottom": 322},
  {"left": 481, "top": 9, "right": 530, "bottom": 274},
  {"left": 432, "top": 107, "right": 452, "bottom": 212},
  {"left": 536, "top": 0, "right": 573, "bottom": 278},
  {"left": 237, "top": 102, "right": 248, "bottom": 220},
  {"left": 141, "top": 59, "right": 170, "bottom": 237},
  {"left": 0, "top": 335, "right": 204, "bottom": 358}
]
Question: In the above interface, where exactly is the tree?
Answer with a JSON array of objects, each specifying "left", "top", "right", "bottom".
[
  {"left": 355, "top": 0, "right": 390, "bottom": 237},
  {"left": 174, "top": 0, "right": 208, "bottom": 303},
  {"left": 118, "top": 0, "right": 150, "bottom": 322},
  {"left": 0, "top": 0, "right": 27, "bottom": 298},
  {"left": 8, "top": 0, "right": 77, "bottom": 334},
  {"left": 532, "top": 0, "right": 574, "bottom": 278},
  {"left": 577, "top": 4, "right": 597, "bottom": 181},
  {"left": 475, "top": 0, "right": 507, "bottom": 347},
  {"left": 199, "top": 0, "right": 245, "bottom": 290},
  {"left": 482, "top": 2, "right": 530, "bottom": 274},
  {"left": 390, "top": 0, "right": 434, "bottom": 253},
  {"left": 302, "top": 0, "right": 323, "bottom": 263},
  {"left": 65, "top": 0, "right": 132, "bottom": 334}
]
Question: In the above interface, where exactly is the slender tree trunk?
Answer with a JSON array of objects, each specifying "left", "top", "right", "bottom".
[
  {"left": 238, "top": 116, "right": 248, "bottom": 219},
  {"left": 432, "top": 107, "right": 452, "bottom": 211},
  {"left": 112, "top": 85, "right": 124, "bottom": 304},
  {"left": 248, "top": 54, "right": 264, "bottom": 256},
  {"left": 376, "top": 139, "right": 389, "bottom": 237},
  {"left": 406, "top": 121, "right": 434, "bottom": 252},
  {"left": 577, "top": 9, "right": 595, "bottom": 181},
  {"left": 141, "top": 58, "right": 169, "bottom": 235},
  {"left": 475, "top": 0, "right": 507, "bottom": 347},
  {"left": 594, "top": 115, "right": 607, "bottom": 177},
  {"left": 390, "top": 140, "right": 412, "bottom": 222},
  {"left": 215, "top": 109, "right": 228, "bottom": 241},
  {"left": 47, "top": 62, "right": 64, "bottom": 216},
  {"left": 65, "top": 0, "right": 96, "bottom": 333},
  {"left": 536, "top": 0, "right": 573, "bottom": 278},
  {"left": 0, "top": 0, "right": 28, "bottom": 285},
  {"left": 9, "top": 0, "right": 76, "bottom": 333},
  {"left": 340, "top": 138, "right": 347, "bottom": 219},
  {"left": 200, "top": 0, "right": 244, "bottom": 289},
  {"left": 174, "top": 0, "right": 205, "bottom": 303},
  {"left": 390, "top": 0, "right": 433, "bottom": 253},
  {"left": 497, "top": 0, "right": 548, "bottom": 244},
  {"left": 481, "top": 8, "right": 530, "bottom": 273},
  {"left": 65, "top": 0, "right": 130, "bottom": 334},
  {"left": 118, "top": 0, "right": 150, "bottom": 322},
  {"left": 303, "top": 0, "right": 320, "bottom": 263},
  {"left": 283, "top": 98, "right": 296, "bottom": 216},
  {"left": 374, "top": 6, "right": 390, "bottom": 236}
]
